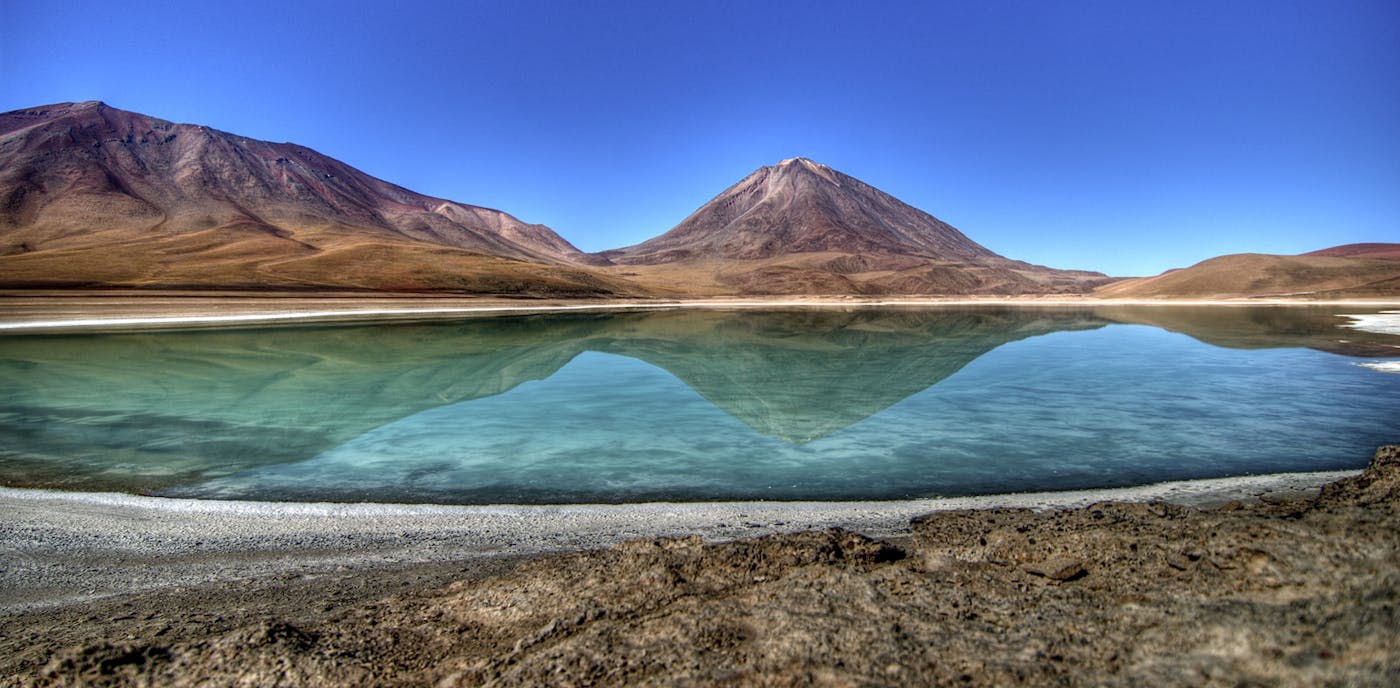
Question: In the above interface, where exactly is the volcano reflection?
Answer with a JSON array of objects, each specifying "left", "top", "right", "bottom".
[{"left": 0, "top": 305, "right": 1395, "bottom": 500}]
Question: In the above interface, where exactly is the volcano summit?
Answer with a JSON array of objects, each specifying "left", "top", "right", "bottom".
[{"left": 597, "top": 158, "right": 1111, "bottom": 295}]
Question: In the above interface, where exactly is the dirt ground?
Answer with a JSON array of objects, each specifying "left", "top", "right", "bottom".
[{"left": 3, "top": 446, "right": 1396, "bottom": 686}]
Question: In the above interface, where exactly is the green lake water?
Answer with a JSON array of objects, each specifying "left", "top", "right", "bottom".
[{"left": 1, "top": 306, "right": 1397, "bottom": 503}]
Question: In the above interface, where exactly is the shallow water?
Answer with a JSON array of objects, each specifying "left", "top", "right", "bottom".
[{"left": 1, "top": 306, "right": 1397, "bottom": 503}]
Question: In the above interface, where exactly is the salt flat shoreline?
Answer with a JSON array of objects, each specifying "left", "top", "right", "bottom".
[
  {"left": 2, "top": 293, "right": 1399, "bottom": 331},
  {"left": 0, "top": 469, "right": 1355, "bottom": 614}
]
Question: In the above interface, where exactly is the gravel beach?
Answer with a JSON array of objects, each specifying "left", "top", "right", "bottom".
[
  {"left": 4, "top": 454, "right": 1395, "bottom": 685},
  {"left": 0, "top": 469, "right": 1354, "bottom": 614}
]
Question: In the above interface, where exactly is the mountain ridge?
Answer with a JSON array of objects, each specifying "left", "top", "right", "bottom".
[{"left": 0, "top": 101, "right": 623, "bottom": 294}]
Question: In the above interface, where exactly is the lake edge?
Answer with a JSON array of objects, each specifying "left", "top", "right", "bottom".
[{"left": 0, "top": 465, "right": 1359, "bottom": 614}]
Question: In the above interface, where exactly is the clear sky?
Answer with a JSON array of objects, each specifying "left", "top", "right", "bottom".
[{"left": 3, "top": 0, "right": 1397, "bottom": 276}]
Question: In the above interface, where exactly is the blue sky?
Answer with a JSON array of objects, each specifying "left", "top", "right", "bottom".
[{"left": 3, "top": 0, "right": 1397, "bottom": 276}]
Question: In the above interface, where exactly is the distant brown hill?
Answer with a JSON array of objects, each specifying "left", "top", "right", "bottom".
[
  {"left": 597, "top": 158, "right": 1111, "bottom": 295},
  {"left": 1097, "top": 244, "right": 1400, "bottom": 299},
  {"left": 1303, "top": 243, "right": 1400, "bottom": 260},
  {"left": 0, "top": 102, "right": 627, "bottom": 294}
]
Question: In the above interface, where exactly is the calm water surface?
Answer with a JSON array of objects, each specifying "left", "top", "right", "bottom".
[{"left": 1, "top": 306, "right": 1397, "bottom": 503}]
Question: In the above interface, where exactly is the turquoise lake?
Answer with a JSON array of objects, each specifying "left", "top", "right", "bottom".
[{"left": 1, "top": 306, "right": 1397, "bottom": 504}]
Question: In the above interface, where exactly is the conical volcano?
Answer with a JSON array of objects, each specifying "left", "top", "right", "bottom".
[
  {"left": 605, "top": 157, "right": 998, "bottom": 263},
  {"left": 599, "top": 158, "right": 1110, "bottom": 295}
]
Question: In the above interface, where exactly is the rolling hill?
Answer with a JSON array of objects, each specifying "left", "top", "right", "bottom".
[{"left": 1096, "top": 244, "right": 1400, "bottom": 299}]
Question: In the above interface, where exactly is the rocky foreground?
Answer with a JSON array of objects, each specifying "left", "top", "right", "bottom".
[{"left": 7, "top": 446, "right": 1398, "bottom": 687}]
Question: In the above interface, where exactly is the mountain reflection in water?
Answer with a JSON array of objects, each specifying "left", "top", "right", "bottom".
[{"left": 0, "top": 306, "right": 1396, "bottom": 502}]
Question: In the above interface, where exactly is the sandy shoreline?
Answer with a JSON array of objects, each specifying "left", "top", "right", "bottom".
[{"left": 0, "top": 469, "right": 1354, "bottom": 614}]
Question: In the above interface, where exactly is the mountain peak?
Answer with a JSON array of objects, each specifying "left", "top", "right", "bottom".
[
  {"left": 604, "top": 158, "right": 995, "bottom": 264},
  {"left": 16, "top": 100, "right": 108, "bottom": 117},
  {"left": 771, "top": 156, "right": 842, "bottom": 186}
]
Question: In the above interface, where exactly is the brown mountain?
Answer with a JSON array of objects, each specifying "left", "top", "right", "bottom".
[
  {"left": 597, "top": 158, "right": 1111, "bottom": 295},
  {"left": 0, "top": 102, "right": 627, "bottom": 294},
  {"left": 1096, "top": 244, "right": 1400, "bottom": 299}
]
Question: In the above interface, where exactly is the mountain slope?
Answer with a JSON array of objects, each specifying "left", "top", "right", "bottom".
[
  {"left": 0, "top": 102, "right": 625, "bottom": 294},
  {"left": 1096, "top": 244, "right": 1400, "bottom": 299},
  {"left": 598, "top": 158, "right": 1111, "bottom": 295}
]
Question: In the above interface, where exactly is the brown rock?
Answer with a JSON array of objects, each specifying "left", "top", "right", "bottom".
[{"left": 1022, "top": 557, "right": 1087, "bottom": 581}]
